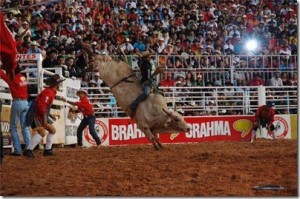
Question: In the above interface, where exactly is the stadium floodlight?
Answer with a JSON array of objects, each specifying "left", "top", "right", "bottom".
[{"left": 245, "top": 39, "right": 258, "bottom": 53}]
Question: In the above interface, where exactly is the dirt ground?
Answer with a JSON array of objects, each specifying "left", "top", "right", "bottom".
[{"left": 0, "top": 139, "right": 297, "bottom": 197}]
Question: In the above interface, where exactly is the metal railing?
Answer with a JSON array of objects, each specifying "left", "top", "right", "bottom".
[
  {"left": 90, "top": 54, "right": 297, "bottom": 88},
  {"left": 84, "top": 85, "right": 297, "bottom": 117}
]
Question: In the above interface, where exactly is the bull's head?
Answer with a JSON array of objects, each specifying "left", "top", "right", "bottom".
[{"left": 162, "top": 108, "right": 190, "bottom": 132}]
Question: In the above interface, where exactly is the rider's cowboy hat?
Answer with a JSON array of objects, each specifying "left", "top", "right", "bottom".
[
  {"left": 76, "top": 89, "right": 88, "bottom": 96},
  {"left": 45, "top": 74, "right": 65, "bottom": 87}
]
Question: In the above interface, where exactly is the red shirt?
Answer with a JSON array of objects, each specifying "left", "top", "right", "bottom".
[
  {"left": 75, "top": 96, "right": 94, "bottom": 116},
  {"left": 35, "top": 87, "right": 57, "bottom": 119},
  {"left": 255, "top": 105, "right": 275, "bottom": 124},
  {"left": 249, "top": 78, "right": 264, "bottom": 86},
  {"left": 160, "top": 79, "right": 175, "bottom": 87},
  {"left": 0, "top": 70, "right": 28, "bottom": 99}
]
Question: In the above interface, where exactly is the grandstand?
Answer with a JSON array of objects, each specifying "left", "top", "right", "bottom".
[{"left": 0, "top": 0, "right": 298, "bottom": 117}]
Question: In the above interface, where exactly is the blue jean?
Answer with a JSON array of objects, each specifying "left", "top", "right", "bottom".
[
  {"left": 10, "top": 100, "right": 31, "bottom": 154},
  {"left": 77, "top": 115, "right": 101, "bottom": 146},
  {"left": 130, "top": 85, "right": 151, "bottom": 113}
]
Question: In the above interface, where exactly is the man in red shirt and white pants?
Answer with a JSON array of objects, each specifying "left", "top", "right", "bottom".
[
  {"left": 62, "top": 89, "right": 101, "bottom": 148},
  {"left": 23, "top": 74, "right": 65, "bottom": 157},
  {"left": 0, "top": 66, "right": 31, "bottom": 156},
  {"left": 250, "top": 101, "right": 276, "bottom": 142}
]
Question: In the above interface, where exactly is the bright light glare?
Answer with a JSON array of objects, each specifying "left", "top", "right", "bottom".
[{"left": 246, "top": 40, "right": 258, "bottom": 52}]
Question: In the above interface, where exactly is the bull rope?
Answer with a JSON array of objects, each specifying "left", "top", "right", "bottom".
[{"left": 110, "top": 73, "right": 136, "bottom": 90}]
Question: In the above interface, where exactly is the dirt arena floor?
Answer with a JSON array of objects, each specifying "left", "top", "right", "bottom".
[{"left": 0, "top": 139, "right": 297, "bottom": 197}]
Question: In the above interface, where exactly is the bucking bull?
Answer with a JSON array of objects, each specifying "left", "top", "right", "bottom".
[{"left": 83, "top": 48, "right": 190, "bottom": 149}]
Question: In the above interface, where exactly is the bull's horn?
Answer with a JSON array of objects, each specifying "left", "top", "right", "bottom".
[
  {"left": 162, "top": 108, "right": 172, "bottom": 116},
  {"left": 82, "top": 46, "right": 95, "bottom": 57}
]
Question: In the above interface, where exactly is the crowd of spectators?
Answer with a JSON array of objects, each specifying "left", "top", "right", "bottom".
[
  {"left": 1, "top": 0, "right": 298, "bottom": 80},
  {"left": 0, "top": 0, "right": 298, "bottom": 116},
  {"left": 2, "top": 0, "right": 297, "bottom": 93}
]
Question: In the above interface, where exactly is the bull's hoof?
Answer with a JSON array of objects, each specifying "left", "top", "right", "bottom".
[
  {"left": 158, "top": 142, "right": 163, "bottom": 149},
  {"left": 153, "top": 143, "right": 160, "bottom": 150},
  {"left": 153, "top": 143, "right": 164, "bottom": 150}
]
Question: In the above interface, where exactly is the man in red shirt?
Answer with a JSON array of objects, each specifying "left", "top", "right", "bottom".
[
  {"left": 62, "top": 89, "right": 101, "bottom": 148},
  {"left": 0, "top": 66, "right": 31, "bottom": 156},
  {"left": 249, "top": 73, "right": 264, "bottom": 86},
  {"left": 250, "top": 101, "right": 276, "bottom": 142},
  {"left": 23, "top": 74, "right": 65, "bottom": 157},
  {"left": 159, "top": 72, "right": 175, "bottom": 87}
]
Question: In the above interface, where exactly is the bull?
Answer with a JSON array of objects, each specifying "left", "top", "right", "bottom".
[{"left": 84, "top": 49, "right": 190, "bottom": 149}]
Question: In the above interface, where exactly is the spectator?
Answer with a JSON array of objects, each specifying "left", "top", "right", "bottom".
[
  {"left": 289, "top": 73, "right": 297, "bottom": 86},
  {"left": 55, "top": 55, "right": 68, "bottom": 77},
  {"left": 80, "top": 72, "right": 90, "bottom": 88},
  {"left": 120, "top": 37, "right": 134, "bottom": 54},
  {"left": 157, "top": 37, "right": 167, "bottom": 54},
  {"left": 192, "top": 74, "right": 205, "bottom": 87},
  {"left": 65, "top": 56, "right": 81, "bottom": 78},
  {"left": 133, "top": 37, "right": 147, "bottom": 52},
  {"left": 42, "top": 48, "right": 59, "bottom": 69},
  {"left": 18, "top": 20, "right": 31, "bottom": 39},
  {"left": 269, "top": 71, "right": 283, "bottom": 87},
  {"left": 27, "top": 41, "right": 42, "bottom": 54},
  {"left": 249, "top": 73, "right": 264, "bottom": 86},
  {"left": 223, "top": 38, "right": 234, "bottom": 53},
  {"left": 88, "top": 79, "right": 101, "bottom": 95},
  {"left": 93, "top": 72, "right": 103, "bottom": 87},
  {"left": 279, "top": 44, "right": 292, "bottom": 59},
  {"left": 97, "top": 41, "right": 108, "bottom": 55},
  {"left": 184, "top": 72, "right": 195, "bottom": 87},
  {"left": 159, "top": 71, "right": 175, "bottom": 87}
]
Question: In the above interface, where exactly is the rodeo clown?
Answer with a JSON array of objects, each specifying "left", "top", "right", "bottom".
[
  {"left": 23, "top": 74, "right": 65, "bottom": 157},
  {"left": 250, "top": 101, "right": 276, "bottom": 142},
  {"left": 61, "top": 89, "right": 101, "bottom": 148}
]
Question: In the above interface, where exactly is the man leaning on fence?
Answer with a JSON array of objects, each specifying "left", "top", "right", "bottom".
[{"left": 0, "top": 65, "right": 31, "bottom": 156}]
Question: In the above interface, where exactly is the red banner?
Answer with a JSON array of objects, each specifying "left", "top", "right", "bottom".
[
  {"left": 0, "top": 11, "right": 18, "bottom": 78},
  {"left": 108, "top": 116, "right": 256, "bottom": 146}
]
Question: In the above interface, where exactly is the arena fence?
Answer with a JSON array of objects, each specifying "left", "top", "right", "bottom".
[
  {"left": 0, "top": 54, "right": 298, "bottom": 149},
  {"left": 84, "top": 85, "right": 297, "bottom": 117}
]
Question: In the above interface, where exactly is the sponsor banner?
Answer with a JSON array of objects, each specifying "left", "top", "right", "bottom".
[
  {"left": 17, "top": 53, "right": 39, "bottom": 61},
  {"left": 108, "top": 116, "right": 254, "bottom": 145},
  {"left": 63, "top": 78, "right": 81, "bottom": 145},
  {"left": 83, "top": 119, "right": 109, "bottom": 147},
  {"left": 272, "top": 115, "right": 291, "bottom": 139},
  {"left": 65, "top": 107, "right": 81, "bottom": 145},
  {"left": 108, "top": 115, "right": 291, "bottom": 146},
  {"left": 109, "top": 118, "right": 148, "bottom": 145}
]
